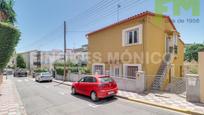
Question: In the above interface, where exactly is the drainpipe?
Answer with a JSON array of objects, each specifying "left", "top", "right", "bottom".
[{"left": 143, "top": 16, "right": 147, "bottom": 90}]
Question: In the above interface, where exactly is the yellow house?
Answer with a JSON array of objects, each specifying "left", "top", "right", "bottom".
[{"left": 87, "top": 11, "right": 184, "bottom": 90}]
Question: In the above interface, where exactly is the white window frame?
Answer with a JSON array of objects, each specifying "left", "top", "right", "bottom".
[
  {"left": 92, "top": 63, "right": 105, "bottom": 75},
  {"left": 123, "top": 64, "right": 142, "bottom": 78},
  {"left": 173, "top": 33, "right": 178, "bottom": 55},
  {"left": 122, "top": 24, "right": 143, "bottom": 46},
  {"left": 173, "top": 33, "right": 178, "bottom": 46}
]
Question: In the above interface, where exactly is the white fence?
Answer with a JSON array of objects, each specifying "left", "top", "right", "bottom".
[
  {"left": 186, "top": 74, "right": 200, "bottom": 103},
  {"left": 55, "top": 71, "right": 146, "bottom": 93},
  {"left": 55, "top": 73, "right": 84, "bottom": 82},
  {"left": 112, "top": 76, "right": 145, "bottom": 93}
]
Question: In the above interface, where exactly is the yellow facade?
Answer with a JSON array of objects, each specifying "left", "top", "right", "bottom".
[
  {"left": 87, "top": 12, "right": 184, "bottom": 90},
  {"left": 199, "top": 52, "right": 204, "bottom": 103}
]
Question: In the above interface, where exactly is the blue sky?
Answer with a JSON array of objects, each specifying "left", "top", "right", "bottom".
[{"left": 14, "top": 0, "right": 204, "bottom": 52}]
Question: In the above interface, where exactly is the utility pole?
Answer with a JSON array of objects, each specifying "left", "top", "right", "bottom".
[{"left": 64, "top": 21, "right": 67, "bottom": 81}]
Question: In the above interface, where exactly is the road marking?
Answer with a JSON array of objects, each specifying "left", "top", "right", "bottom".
[
  {"left": 44, "top": 86, "right": 49, "bottom": 88},
  {"left": 88, "top": 103, "right": 99, "bottom": 108},
  {"left": 58, "top": 92, "right": 66, "bottom": 95},
  {"left": 27, "top": 78, "right": 35, "bottom": 81},
  {"left": 17, "top": 79, "right": 22, "bottom": 82},
  {"left": 24, "top": 79, "right": 29, "bottom": 82}
]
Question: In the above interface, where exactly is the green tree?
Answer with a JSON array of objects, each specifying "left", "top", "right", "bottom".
[
  {"left": 0, "top": 23, "right": 20, "bottom": 73},
  {"left": 0, "top": 0, "right": 16, "bottom": 24},
  {"left": 16, "top": 54, "right": 26, "bottom": 68},
  {"left": 185, "top": 44, "right": 204, "bottom": 62},
  {"left": 0, "top": 0, "right": 19, "bottom": 77}
]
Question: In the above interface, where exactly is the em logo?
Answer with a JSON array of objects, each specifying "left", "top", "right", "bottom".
[{"left": 155, "top": 0, "right": 200, "bottom": 16}]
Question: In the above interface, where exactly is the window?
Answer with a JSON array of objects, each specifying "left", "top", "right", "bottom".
[
  {"left": 114, "top": 67, "right": 120, "bottom": 77},
  {"left": 127, "top": 66, "right": 138, "bottom": 78},
  {"left": 123, "top": 64, "right": 141, "bottom": 79},
  {"left": 99, "top": 77, "right": 113, "bottom": 83},
  {"left": 85, "top": 77, "right": 97, "bottom": 82},
  {"left": 127, "top": 29, "right": 138, "bottom": 44},
  {"left": 79, "top": 77, "right": 85, "bottom": 82},
  {"left": 110, "top": 65, "right": 121, "bottom": 77},
  {"left": 92, "top": 63, "right": 105, "bottom": 75},
  {"left": 122, "top": 24, "right": 142, "bottom": 46},
  {"left": 173, "top": 34, "right": 178, "bottom": 54}
]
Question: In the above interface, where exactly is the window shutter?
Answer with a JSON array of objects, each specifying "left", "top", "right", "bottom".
[
  {"left": 122, "top": 30, "right": 126, "bottom": 46},
  {"left": 138, "top": 24, "right": 143, "bottom": 44}
]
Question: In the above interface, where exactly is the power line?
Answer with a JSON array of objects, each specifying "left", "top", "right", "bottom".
[
  {"left": 22, "top": 1, "right": 115, "bottom": 50},
  {"left": 36, "top": 0, "right": 146, "bottom": 47},
  {"left": 19, "top": 0, "right": 149, "bottom": 51},
  {"left": 67, "top": 0, "right": 117, "bottom": 23},
  {"left": 73, "top": 0, "right": 145, "bottom": 28},
  {"left": 69, "top": 0, "right": 145, "bottom": 27}
]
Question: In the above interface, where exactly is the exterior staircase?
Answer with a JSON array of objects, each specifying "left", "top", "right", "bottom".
[{"left": 152, "top": 54, "right": 171, "bottom": 90}]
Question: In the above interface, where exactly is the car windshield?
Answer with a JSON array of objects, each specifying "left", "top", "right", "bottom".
[
  {"left": 42, "top": 72, "right": 51, "bottom": 76},
  {"left": 99, "top": 77, "right": 113, "bottom": 83}
]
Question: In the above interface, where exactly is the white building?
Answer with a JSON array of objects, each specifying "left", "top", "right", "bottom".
[
  {"left": 72, "top": 44, "right": 88, "bottom": 66},
  {"left": 19, "top": 50, "right": 64, "bottom": 70},
  {"left": 18, "top": 44, "right": 88, "bottom": 70}
]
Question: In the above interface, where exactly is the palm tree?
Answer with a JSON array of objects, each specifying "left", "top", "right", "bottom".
[{"left": 0, "top": 0, "right": 16, "bottom": 24}]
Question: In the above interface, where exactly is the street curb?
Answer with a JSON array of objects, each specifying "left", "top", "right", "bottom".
[
  {"left": 13, "top": 81, "right": 27, "bottom": 115},
  {"left": 53, "top": 79, "right": 72, "bottom": 86},
  {"left": 116, "top": 95, "right": 203, "bottom": 115},
  {"left": 53, "top": 79, "right": 203, "bottom": 115}
]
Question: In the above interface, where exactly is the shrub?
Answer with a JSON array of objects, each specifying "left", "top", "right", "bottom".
[
  {"left": 55, "top": 67, "right": 64, "bottom": 76},
  {"left": 0, "top": 22, "right": 20, "bottom": 72},
  {"left": 79, "top": 67, "right": 91, "bottom": 74},
  {"left": 34, "top": 68, "right": 47, "bottom": 73},
  {"left": 69, "top": 67, "right": 78, "bottom": 73}
]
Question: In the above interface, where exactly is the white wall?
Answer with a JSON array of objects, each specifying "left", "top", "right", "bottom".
[{"left": 112, "top": 72, "right": 145, "bottom": 93}]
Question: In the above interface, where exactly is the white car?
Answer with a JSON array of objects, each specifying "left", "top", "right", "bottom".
[{"left": 35, "top": 72, "right": 53, "bottom": 82}]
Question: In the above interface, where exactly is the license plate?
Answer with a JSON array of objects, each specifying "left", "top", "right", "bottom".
[{"left": 108, "top": 91, "right": 114, "bottom": 95}]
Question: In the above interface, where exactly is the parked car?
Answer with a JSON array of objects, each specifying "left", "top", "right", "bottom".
[
  {"left": 35, "top": 72, "right": 53, "bottom": 82},
  {"left": 14, "top": 69, "right": 27, "bottom": 77},
  {"left": 32, "top": 72, "right": 37, "bottom": 78},
  {"left": 6, "top": 69, "right": 13, "bottom": 75},
  {"left": 71, "top": 75, "right": 118, "bottom": 102},
  {"left": 3, "top": 69, "right": 7, "bottom": 75}
]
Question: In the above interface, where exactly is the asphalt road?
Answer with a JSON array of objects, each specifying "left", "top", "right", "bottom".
[{"left": 11, "top": 76, "right": 187, "bottom": 115}]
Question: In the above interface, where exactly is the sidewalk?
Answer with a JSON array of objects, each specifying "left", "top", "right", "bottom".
[
  {"left": 117, "top": 91, "right": 204, "bottom": 115},
  {"left": 53, "top": 79, "right": 204, "bottom": 115},
  {"left": 0, "top": 76, "right": 27, "bottom": 115}
]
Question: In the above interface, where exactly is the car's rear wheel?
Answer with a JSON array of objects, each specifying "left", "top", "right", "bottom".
[
  {"left": 91, "top": 91, "right": 98, "bottom": 102},
  {"left": 71, "top": 87, "right": 76, "bottom": 95}
]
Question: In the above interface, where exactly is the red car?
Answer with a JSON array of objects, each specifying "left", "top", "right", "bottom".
[{"left": 71, "top": 75, "right": 118, "bottom": 101}]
